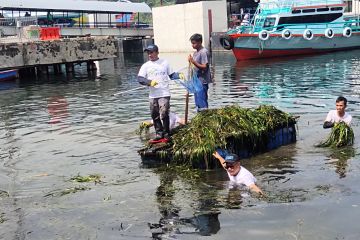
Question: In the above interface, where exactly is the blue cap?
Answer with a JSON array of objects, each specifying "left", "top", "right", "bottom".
[
  {"left": 144, "top": 44, "right": 159, "bottom": 52},
  {"left": 224, "top": 153, "right": 240, "bottom": 163}
]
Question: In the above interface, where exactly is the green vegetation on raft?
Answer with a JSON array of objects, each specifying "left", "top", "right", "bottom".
[
  {"left": 317, "top": 122, "right": 354, "bottom": 148},
  {"left": 171, "top": 105, "right": 296, "bottom": 165},
  {"left": 139, "top": 105, "right": 297, "bottom": 167}
]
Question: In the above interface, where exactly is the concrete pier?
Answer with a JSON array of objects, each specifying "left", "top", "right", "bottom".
[
  {"left": 0, "top": 36, "right": 118, "bottom": 70},
  {"left": 116, "top": 38, "right": 153, "bottom": 53}
]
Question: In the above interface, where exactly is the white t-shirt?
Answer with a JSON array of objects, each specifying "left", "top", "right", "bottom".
[
  {"left": 169, "top": 112, "right": 181, "bottom": 130},
  {"left": 227, "top": 166, "right": 257, "bottom": 187},
  {"left": 151, "top": 112, "right": 181, "bottom": 130},
  {"left": 325, "top": 110, "right": 352, "bottom": 125},
  {"left": 138, "top": 58, "right": 172, "bottom": 99}
]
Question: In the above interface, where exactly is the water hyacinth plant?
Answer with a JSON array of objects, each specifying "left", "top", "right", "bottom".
[
  {"left": 317, "top": 122, "right": 354, "bottom": 148},
  {"left": 139, "top": 105, "right": 297, "bottom": 168},
  {"left": 171, "top": 105, "right": 296, "bottom": 165}
]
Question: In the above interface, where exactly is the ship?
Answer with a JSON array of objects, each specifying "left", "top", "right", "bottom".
[{"left": 220, "top": 0, "right": 360, "bottom": 60}]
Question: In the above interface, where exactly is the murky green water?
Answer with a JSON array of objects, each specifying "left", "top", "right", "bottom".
[{"left": 1, "top": 50, "right": 360, "bottom": 239}]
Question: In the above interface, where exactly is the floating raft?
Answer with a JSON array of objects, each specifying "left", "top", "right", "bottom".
[{"left": 138, "top": 105, "right": 297, "bottom": 169}]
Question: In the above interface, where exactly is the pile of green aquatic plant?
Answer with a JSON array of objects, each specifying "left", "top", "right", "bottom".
[
  {"left": 170, "top": 105, "right": 296, "bottom": 165},
  {"left": 317, "top": 122, "right": 354, "bottom": 148}
]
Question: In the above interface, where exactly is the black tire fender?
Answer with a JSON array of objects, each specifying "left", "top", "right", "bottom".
[{"left": 220, "top": 35, "right": 234, "bottom": 50}]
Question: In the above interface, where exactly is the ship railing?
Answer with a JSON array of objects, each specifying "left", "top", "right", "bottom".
[
  {"left": 259, "top": 0, "right": 343, "bottom": 12},
  {"left": 261, "top": 20, "right": 360, "bottom": 33},
  {"left": 228, "top": 18, "right": 360, "bottom": 34}
]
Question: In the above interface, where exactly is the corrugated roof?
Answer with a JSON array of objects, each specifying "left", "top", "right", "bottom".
[{"left": 0, "top": 0, "right": 152, "bottom": 13}]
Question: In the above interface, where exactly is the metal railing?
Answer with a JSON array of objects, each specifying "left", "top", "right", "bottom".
[
  {"left": 260, "top": 0, "right": 344, "bottom": 10},
  {"left": 0, "top": 16, "right": 38, "bottom": 27}
]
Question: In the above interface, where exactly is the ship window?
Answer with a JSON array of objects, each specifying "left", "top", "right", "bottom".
[
  {"left": 278, "top": 13, "right": 342, "bottom": 25},
  {"left": 263, "top": 17, "right": 276, "bottom": 28},
  {"left": 292, "top": 9, "right": 301, "bottom": 14},
  {"left": 302, "top": 9, "right": 316, "bottom": 13},
  {"left": 317, "top": 7, "right": 329, "bottom": 12},
  {"left": 331, "top": 7, "right": 343, "bottom": 11}
]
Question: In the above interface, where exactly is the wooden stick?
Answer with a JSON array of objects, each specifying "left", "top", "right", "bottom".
[{"left": 185, "top": 91, "right": 189, "bottom": 124}]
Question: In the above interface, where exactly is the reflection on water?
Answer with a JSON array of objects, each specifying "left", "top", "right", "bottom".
[
  {"left": 0, "top": 50, "right": 360, "bottom": 239},
  {"left": 47, "top": 95, "right": 69, "bottom": 124},
  {"left": 326, "top": 147, "right": 355, "bottom": 179},
  {"left": 149, "top": 167, "right": 221, "bottom": 238}
]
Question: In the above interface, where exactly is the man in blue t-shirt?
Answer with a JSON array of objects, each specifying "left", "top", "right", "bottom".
[{"left": 188, "top": 33, "right": 212, "bottom": 112}]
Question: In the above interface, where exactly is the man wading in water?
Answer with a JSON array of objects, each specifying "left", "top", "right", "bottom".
[
  {"left": 323, "top": 96, "right": 352, "bottom": 128},
  {"left": 138, "top": 44, "right": 184, "bottom": 143},
  {"left": 213, "top": 151, "right": 263, "bottom": 195}
]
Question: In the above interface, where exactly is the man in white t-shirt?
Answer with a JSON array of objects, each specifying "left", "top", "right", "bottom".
[
  {"left": 138, "top": 44, "right": 180, "bottom": 143},
  {"left": 323, "top": 96, "right": 352, "bottom": 128},
  {"left": 213, "top": 151, "right": 263, "bottom": 195}
]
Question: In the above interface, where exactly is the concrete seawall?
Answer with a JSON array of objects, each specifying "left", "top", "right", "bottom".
[{"left": 0, "top": 36, "right": 118, "bottom": 70}]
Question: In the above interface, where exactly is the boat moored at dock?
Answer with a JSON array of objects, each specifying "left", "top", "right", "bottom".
[
  {"left": 0, "top": 70, "right": 18, "bottom": 81},
  {"left": 220, "top": 0, "right": 360, "bottom": 60}
]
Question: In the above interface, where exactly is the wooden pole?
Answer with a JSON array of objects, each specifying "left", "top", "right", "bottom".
[{"left": 185, "top": 92, "right": 189, "bottom": 124}]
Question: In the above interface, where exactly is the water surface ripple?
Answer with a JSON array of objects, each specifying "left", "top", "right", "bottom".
[{"left": 1, "top": 50, "right": 360, "bottom": 239}]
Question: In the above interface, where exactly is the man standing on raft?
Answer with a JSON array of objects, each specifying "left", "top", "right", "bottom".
[
  {"left": 188, "top": 33, "right": 212, "bottom": 112},
  {"left": 138, "top": 44, "right": 184, "bottom": 143}
]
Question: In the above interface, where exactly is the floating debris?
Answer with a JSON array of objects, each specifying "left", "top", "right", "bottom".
[
  {"left": 70, "top": 174, "right": 102, "bottom": 183},
  {"left": 317, "top": 122, "right": 354, "bottom": 148},
  {"left": 44, "top": 186, "right": 90, "bottom": 197},
  {"left": 0, "top": 190, "right": 9, "bottom": 198},
  {"left": 0, "top": 213, "right": 5, "bottom": 224}
]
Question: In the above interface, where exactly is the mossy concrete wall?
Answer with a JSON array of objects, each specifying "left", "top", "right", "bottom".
[{"left": 0, "top": 36, "right": 118, "bottom": 70}]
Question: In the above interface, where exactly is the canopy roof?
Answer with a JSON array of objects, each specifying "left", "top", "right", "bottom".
[{"left": 0, "top": 0, "right": 152, "bottom": 13}]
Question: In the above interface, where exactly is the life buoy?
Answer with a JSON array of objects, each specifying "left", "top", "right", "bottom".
[
  {"left": 219, "top": 35, "right": 234, "bottom": 50},
  {"left": 343, "top": 27, "right": 352, "bottom": 38},
  {"left": 324, "top": 28, "right": 334, "bottom": 38},
  {"left": 303, "top": 29, "right": 313, "bottom": 40},
  {"left": 259, "top": 30, "right": 269, "bottom": 41},
  {"left": 281, "top": 29, "right": 292, "bottom": 39}
]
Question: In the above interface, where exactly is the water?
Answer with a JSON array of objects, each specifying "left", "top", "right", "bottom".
[{"left": 1, "top": 50, "right": 360, "bottom": 240}]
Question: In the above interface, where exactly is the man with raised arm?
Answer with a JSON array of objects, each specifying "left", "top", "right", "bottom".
[{"left": 213, "top": 151, "right": 263, "bottom": 195}]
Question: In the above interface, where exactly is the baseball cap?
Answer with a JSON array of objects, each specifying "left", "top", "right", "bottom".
[
  {"left": 144, "top": 44, "right": 159, "bottom": 52},
  {"left": 224, "top": 153, "right": 240, "bottom": 163}
]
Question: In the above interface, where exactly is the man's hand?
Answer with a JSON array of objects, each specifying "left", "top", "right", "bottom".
[
  {"left": 140, "top": 121, "right": 153, "bottom": 128},
  {"left": 179, "top": 73, "right": 186, "bottom": 80},
  {"left": 188, "top": 54, "right": 194, "bottom": 64},
  {"left": 150, "top": 80, "right": 158, "bottom": 87}
]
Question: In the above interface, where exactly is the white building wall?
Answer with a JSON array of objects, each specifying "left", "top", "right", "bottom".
[
  {"left": 153, "top": 1, "right": 227, "bottom": 52},
  {"left": 353, "top": 0, "right": 360, "bottom": 15}
]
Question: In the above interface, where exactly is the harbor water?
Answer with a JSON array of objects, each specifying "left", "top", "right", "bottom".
[{"left": 1, "top": 50, "right": 360, "bottom": 239}]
